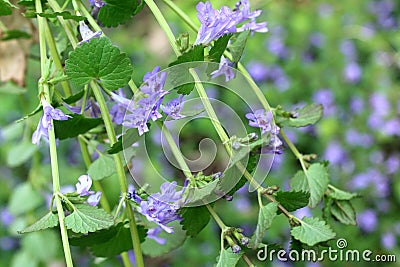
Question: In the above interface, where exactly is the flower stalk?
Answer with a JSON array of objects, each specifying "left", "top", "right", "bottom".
[{"left": 35, "top": 0, "right": 73, "bottom": 266}]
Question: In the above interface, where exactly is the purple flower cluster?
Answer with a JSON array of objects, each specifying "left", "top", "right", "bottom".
[
  {"left": 195, "top": 0, "right": 268, "bottom": 45},
  {"left": 246, "top": 109, "right": 283, "bottom": 154},
  {"left": 211, "top": 56, "right": 235, "bottom": 82},
  {"left": 368, "top": 0, "right": 398, "bottom": 29},
  {"left": 32, "top": 99, "right": 71, "bottom": 145},
  {"left": 133, "top": 182, "right": 183, "bottom": 243},
  {"left": 75, "top": 175, "right": 102, "bottom": 206},
  {"left": 110, "top": 67, "right": 185, "bottom": 135}
]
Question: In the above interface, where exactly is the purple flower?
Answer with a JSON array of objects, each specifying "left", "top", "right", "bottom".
[
  {"left": 137, "top": 182, "right": 183, "bottom": 233},
  {"left": 147, "top": 227, "right": 166, "bottom": 245},
  {"left": 247, "top": 61, "right": 268, "bottom": 82},
  {"left": 195, "top": 0, "right": 267, "bottom": 45},
  {"left": 383, "top": 119, "right": 400, "bottom": 136},
  {"left": 0, "top": 208, "right": 14, "bottom": 226},
  {"left": 340, "top": 40, "right": 357, "bottom": 61},
  {"left": 246, "top": 109, "right": 273, "bottom": 134},
  {"left": 32, "top": 99, "right": 71, "bottom": 145},
  {"left": 137, "top": 95, "right": 164, "bottom": 122},
  {"left": 76, "top": 175, "right": 94, "bottom": 196},
  {"left": 123, "top": 108, "right": 150, "bottom": 136},
  {"left": 357, "top": 209, "right": 377, "bottom": 232},
  {"left": 369, "top": 93, "right": 390, "bottom": 118},
  {"left": 87, "top": 191, "right": 102, "bottom": 206},
  {"left": 324, "top": 141, "right": 347, "bottom": 165},
  {"left": 141, "top": 66, "right": 168, "bottom": 96},
  {"left": 381, "top": 232, "right": 397, "bottom": 249},
  {"left": 78, "top": 21, "right": 102, "bottom": 45},
  {"left": 345, "top": 129, "right": 373, "bottom": 148},
  {"left": 237, "top": 18, "right": 268, "bottom": 34},
  {"left": 211, "top": 56, "right": 235, "bottom": 82},
  {"left": 349, "top": 96, "right": 364, "bottom": 114},
  {"left": 110, "top": 90, "right": 129, "bottom": 125},
  {"left": 89, "top": 0, "right": 105, "bottom": 8},
  {"left": 343, "top": 62, "right": 362, "bottom": 83},
  {"left": 312, "top": 89, "right": 336, "bottom": 116},
  {"left": 386, "top": 154, "right": 400, "bottom": 174},
  {"left": 127, "top": 184, "right": 142, "bottom": 203},
  {"left": 162, "top": 96, "right": 185, "bottom": 120}
]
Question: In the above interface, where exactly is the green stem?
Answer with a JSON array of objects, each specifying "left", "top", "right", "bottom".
[
  {"left": 156, "top": 121, "right": 192, "bottom": 177},
  {"left": 43, "top": 20, "right": 72, "bottom": 97},
  {"left": 280, "top": 130, "right": 308, "bottom": 172},
  {"left": 206, "top": 204, "right": 227, "bottom": 230},
  {"left": 161, "top": 0, "right": 198, "bottom": 32},
  {"left": 144, "top": 0, "right": 181, "bottom": 56},
  {"left": 90, "top": 81, "right": 144, "bottom": 267},
  {"left": 46, "top": 0, "right": 77, "bottom": 48},
  {"left": 35, "top": 0, "right": 73, "bottom": 266}
]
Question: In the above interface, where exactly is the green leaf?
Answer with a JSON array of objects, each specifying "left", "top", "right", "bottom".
[
  {"left": 291, "top": 217, "right": 336, "bottom": 246},
  {"left": 6, "top": 141, "right": 37, "bottom": 167},
  {"left": 98, "top": 0, "right": 141, "bottom": 27},
  {"left": 18, "top": 212, "right": 59, "bottom": 234},
  {"left": 215, "top": 248, "right": 243, "bottom": 267},
  {"left": 180, "top": 206, "right": 211, "bottom": 238},
  {"left": 15, "top": 102, "right": 42, "bottom": 123},
  {"left": 290, "top": 163, "right": 329, "bottom": 208},
  {"left": 282, "top": 104, "right": 323, "bottom": 128},
  {"left": 65, "top": 37, "right": 133, "bottom": 90},
  {"left": 328, "top": 186, "right": 359, "bottom": 200},
  {"left": 1, "top": 30, "right": 31, "bottom": 41},
  {"left": 62, "top": 89, "right": 85, "bottom": 104},
  {"left": 184, "top": 179, "right": 220, "bottom": 205},
  {"left": 36, "top": 11, "right": 85, "bottom": 21},
  {"left": 168, "top": 45, "right": 205, "bottom": 95},
  {"left": 229, "top": 31, "right": 250, "bottom": 64},
  {"left": 0, "top": 0, "right": 16, "bottom": 16},
  {"left": 107, "top": 128, "right": 141, "bottom": 154},
  {"left": 275, "top": 190, "right": 310, "bottom": 213},
  {"left": 330, "top": 200, "right": 356, "bottom": 225},
  {"left": 64, "top": 204, "right": 114, "bottom": 234},
  {"left": 209, "top": 34, "right": 232, "bottom": 62},
  {"left": 11, "top": 251, "right": 39, "bottom": 267},
  {"left": 169, "top": 45, "right": 205, "bottom": 67},
  {"left": 249, "top": 202, "right": 278, "bottom": 249},
  {"left": 54, "top": 114, "right": 103, "bottom": 140},
  {"left": 141, "top": 221, "right": 186, "bottom": 257},
  {"left": 88, "top": 155, "right": 116, "bottom": 181},
  {"left": 8, "top": 182, "right": 43, "bottom": 216},
  {"left": 70, "top": 221, "right": 146, "bottom": 257}
]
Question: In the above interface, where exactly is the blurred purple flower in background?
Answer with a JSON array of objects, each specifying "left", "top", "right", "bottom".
[
  {"left": 312, "top": 89, "right": 336, "bottom": 116},
  {"left": 340, "top": 40, "right": 357, "bottom": 61},
  {"left": 0, "top": 207, "right": 14, "bottom": 226},
  {"left": 345, "top": 128, "right": 373, "bottom": 148},
  {"left": 386, "top": 154, "right": 400, "bottom": 174},
  {"left": 381, "top": 232, "right": 397, "bottom": 249},
  {"left": 349, "top": 96, "right": 364, "bottom": 114},
  {"left": 247, "top": 61, "right": 268, "bottom": 82},
  {"left": 357, "top": 209, "right": 377, "bottom": 232},
  {"left": 343, "top": 62, "right": 362, "bottom": 83},
  {"left": 324, "top": 140, "right": 347, "bottom": 165},
  {"left": 89, "top": 0, "right": 105, "bottom": 8}
]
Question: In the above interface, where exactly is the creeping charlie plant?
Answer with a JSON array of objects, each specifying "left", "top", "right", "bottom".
[{"left": 1, "top": 0, "right": 374, "bottom": 266}]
